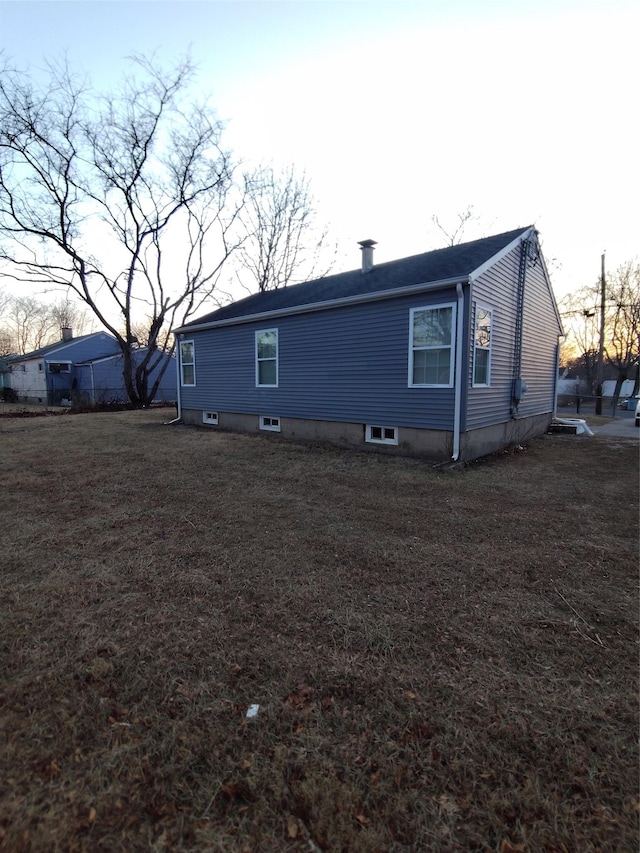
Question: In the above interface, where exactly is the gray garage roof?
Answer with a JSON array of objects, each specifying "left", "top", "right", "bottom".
[{"left": 177, "top": 227, "right": 532, "bottom": 331}]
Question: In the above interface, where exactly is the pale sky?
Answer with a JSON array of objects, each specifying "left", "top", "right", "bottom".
[{"left": 0, "top": 0, "right": 637, "bottom": 303}]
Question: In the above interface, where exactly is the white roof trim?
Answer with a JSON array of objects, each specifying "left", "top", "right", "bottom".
[
  {"left": 76, "top": 349, "right": 176, "bottom": 366},
  {"left": 10, "top": 332, "right": 114, "bottom": 362},
  {"left": 468, "top": 227, "right": 563, "bottom": 334},
  {"left": 536, "top": 243, "right": 564, "bottom": 333},
  {"left": 468, "top": 227, "right": 534, "bottom": 282},
  {"left": 75, "top": 352, "right": 123, "bottom": 366},
  {"left": 174, "top": 275, "right": 467, "bottom": 334}
]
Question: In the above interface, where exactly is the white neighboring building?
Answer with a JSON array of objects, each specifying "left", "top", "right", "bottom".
[
  {"left": 7, "top": 330, "right": 119, "bottom": 405},
  {"left": 602, "top": 380, "right": 637, "bottom": 398}
]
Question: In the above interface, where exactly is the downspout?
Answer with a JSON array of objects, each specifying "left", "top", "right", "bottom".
[
  {"left": 89, "top": 363, "right": 95, "bottom": 407},
  {"left": 553, "top": 338, "right": 563, "bottom": 416},
  {"left": 452, "top": 282, "right": 465, "bottom": 461}
]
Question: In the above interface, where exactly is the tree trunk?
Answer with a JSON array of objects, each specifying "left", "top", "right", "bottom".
[
  {"left": 121, "top": 345, "right": 142, "bottom": 408},
  {"left": 611, "top": 371, "right": 627, "bottom": 416}
]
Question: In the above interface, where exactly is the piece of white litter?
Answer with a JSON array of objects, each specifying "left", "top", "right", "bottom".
[
  {"left": 246, "top": 704, "right": 259, "bottom": 718},
  {"left": 553, "top": 417, "right": 594, "bottom": 436}
]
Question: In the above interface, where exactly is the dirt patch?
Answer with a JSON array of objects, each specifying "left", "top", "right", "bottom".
[
  {"left": 0, "top": 403, "right": 176, "bottom": 418},
  {"left": 0, "top": 411, "right": 637, "bottom": 852},
  {"left": 0, "top": 406, "right": 67, "bottom": 418}
]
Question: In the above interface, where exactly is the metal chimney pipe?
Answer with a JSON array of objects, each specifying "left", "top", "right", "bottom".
[{"left": 358, "top": 239, "right": 377, "bottom": 273}]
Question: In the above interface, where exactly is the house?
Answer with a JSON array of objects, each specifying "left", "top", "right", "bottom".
[
  {"left": 7, "top": 329, "right": 120, "bottom": 405},
  {"left": 73, "top": 348, "right": 177, "bottom": 407},
  {"left": 6, "top": 329, "right": 176, "bottom": 406},
  {"left": 172, "top": 227, "right": 563, "bottom": 462}
]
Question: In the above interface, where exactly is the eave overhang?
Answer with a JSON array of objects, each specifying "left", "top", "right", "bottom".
[
  {"left": 468, "top": 227, "right": 535, "bottom": 282},
  {"left": 173, "top": 274, "right": 468, "bottom": 336}
]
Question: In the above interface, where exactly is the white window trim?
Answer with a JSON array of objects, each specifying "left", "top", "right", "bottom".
[
  {"left": 259, "top": 415, "right": 281, "bottom": 432},
  {"left": 472, "top": 303, "right": 493, "bottom": 388},
  {"left": 202, "top": 411, "right": 218, "bottom": 424},
  {"left": 365, "top": 424, "right": 398, "bottom": 446},
  {"left": 255, "top": 328, "right": 278, "bottom": 388},
  {"left": 48, "top": 361, "right": 72, "bottom": 373},
  {"left": 408, "top": 303, "right": 457, "bottom": 388},
  {"left": 180, "top": 339, "right": 196, "bottom": 387}
]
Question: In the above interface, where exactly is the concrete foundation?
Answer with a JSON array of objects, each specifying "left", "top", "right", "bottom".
[
  {"left": 459, "top": 413, "right": 553, "bottom": 461},
  {"left": 180, "top": 408, "right": 553, "bottom": 462}
]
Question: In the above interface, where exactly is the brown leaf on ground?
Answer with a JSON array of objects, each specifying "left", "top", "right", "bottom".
[{"left": 500, "top": 841, "right": 526, "bottom": 853}]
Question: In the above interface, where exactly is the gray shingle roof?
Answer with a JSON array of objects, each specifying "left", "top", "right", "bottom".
[
  {"left": 180, "top": 227, "right": 531, "bottom": 329},
  {"left": 9, "top": 332, "right": 115, "bottom": 362}
]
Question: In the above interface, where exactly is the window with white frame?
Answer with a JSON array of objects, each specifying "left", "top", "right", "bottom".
[
  {"left": 256, "top": 329, "right": 278, "bottom": 387},
  {"left": 259, "top": 415, "right": 280, "bottom": 432},
  {"left": 202, "top": 411, "right": 218, "bottom": 424},
  {"left": 366, "top": 425, "right": 398, "bottom": 445},
  {"left": 409, "top": 304, "right": 456, "bottom": 387},
  {"left": 48, "top": 362, "right": 71, "bottom": 373},
  {"left": 180, "top": 340, "right": 196, "bottom": 386},
  {"left": 472, "top": 304, "right": 492, "bottom": 387}
]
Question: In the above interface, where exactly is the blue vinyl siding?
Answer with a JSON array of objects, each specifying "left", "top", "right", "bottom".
[
  {"left": 466, "top": 240, "right": 561, "bottom": 430},
  {"left": 519, "top": 258, "right": 562, "bottom": 416},
  {"left": 466, "top": 250, "right": 519, "bottom": 429},
  {"left": 180, "top": 289, "right": 460, "bottom": 430},
  {"left": 39, "top": 334, "right": 118, "bottom": 366},
  {"left": 78, "top": 350, "right": 177, "bottom": 403}
]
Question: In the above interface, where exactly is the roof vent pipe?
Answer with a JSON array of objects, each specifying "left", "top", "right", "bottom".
[
  {"left": 358, "top": 239, "right": 377, "bottom": 273},
  {"left": 61, "top": 327, "right": 73, "bottom": 342}
]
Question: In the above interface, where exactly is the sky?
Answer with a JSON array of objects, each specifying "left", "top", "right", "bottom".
[{"left": 0, "top": 0, "right": 637, "bottom": 306}]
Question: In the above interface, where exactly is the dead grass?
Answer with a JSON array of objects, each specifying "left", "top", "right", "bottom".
[{"left": 0, "top": 409, "right": 637, "bottom": 852}]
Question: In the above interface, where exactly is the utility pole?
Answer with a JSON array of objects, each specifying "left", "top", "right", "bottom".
[{"left": 595, "top": 253, "right": 606, "bottom": 415}]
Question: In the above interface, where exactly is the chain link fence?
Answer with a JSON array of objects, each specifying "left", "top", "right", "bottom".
[
  {"left": 2, "top": 384, "right": 175, "bottom": 408},
  {"left": 556, "top": 393, "right": 637, "bottom": 415}
]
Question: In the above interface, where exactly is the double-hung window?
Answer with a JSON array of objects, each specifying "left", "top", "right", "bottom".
[
  {"left": 180, "top": 340, "right": 196, "bottom": 386},
  {"left": 256, "top": 329, "right": 278, "bottom": 387},
  {"left": 472, "top": 304, "right": 492, "bottom": 387},
  {"left": 409, "top": 304, "right": 456, "bottom": 387}
]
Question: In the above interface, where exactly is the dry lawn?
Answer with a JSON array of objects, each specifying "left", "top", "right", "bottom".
[{"left": 0, "top": 409, "right": 638, "bottom": 852}]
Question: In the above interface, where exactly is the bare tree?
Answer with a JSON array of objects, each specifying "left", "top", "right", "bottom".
[
  {"left": 0, "top": 53, "right": 243, "bottom": 406},
  {"left": 236, "top": 166, "right": 335, "bottom": 292},
  {"left": 48, "top": 298, "right": 95, "bottom": 338},
  {"left": 558, "top": 290, "right": 600, "bottom": 393},
  {"left": 0, "top": 288, "right": 13, "bottom": 355},
  {"left": 559, "top": 260, "right": 640, "bottom": 405},
  {"left": 431, "top": 205, "right": 478, "bottom": 247},
  {"left": 126, "top": 315, "right": 172, "bottom": 351},
  {"left": 0, "top": 292, "right": 94, "bottom": 354},
  {"left": 604, "top": 260, "right": 640, "bottom": 404},
  {"left": 0, "top": 329, "right": 12, "bottom": 357},
  {"left": 1, "top": 295, "right": 54, "bottom": 354}
]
